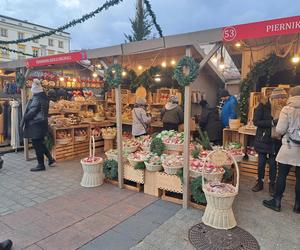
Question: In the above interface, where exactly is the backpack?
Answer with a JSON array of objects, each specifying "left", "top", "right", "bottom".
[{"left": 287, "top": 109, "right": 300, "bottom": 144}]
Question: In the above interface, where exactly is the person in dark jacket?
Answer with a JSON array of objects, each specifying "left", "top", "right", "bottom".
[
  {"left": 0, "top": 239, "right": 12, "bottom": 250},
  {"left": 21, "top": 79, "right": 55, "bottom": 172},
  {"left": 161, "top": 95, "right": 183, "bottom": 131},
  {"left": 252, "top": 95, "right": 281, "bottom": 194},
  {"left": 220, "top": 89, "right": 238, "bottom": 128},
  {"left": 199, "top": 100, "right": 222, "bottom": 145}
]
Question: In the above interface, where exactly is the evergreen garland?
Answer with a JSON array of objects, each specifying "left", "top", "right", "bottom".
[
  {"left": 105, "top": 64, "right": 123, "bottom": 88},
  {"left": 134, "top": 162, "right": 146, "bottom": 170},
  {"left": 0, "top": 0, "right": 124, "bottom": 45},
  {"left": 0, "top": 46, "right": 33, "bottom": 57},
  {"left": 144, "top": 0, "right": 163, "bottom": 37},
  {"left": 239, "top": 53, "right": 291, "bottom": 123},
  {"left": 174, "top": 56, "right": 199, "bottom": 87},
  {"left": 150, "top": 137, "right": 165, "bottom": 156},
  {"left": 191, "top": 176, "right": 206, "bottom": 204},
  {"left": 103, "top": 159, "right": 118, "bottom": 180}
]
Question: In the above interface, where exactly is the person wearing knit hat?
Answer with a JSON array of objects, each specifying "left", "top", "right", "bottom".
[
  {"left": 263, "top": 86, "right": 300, "bottom": 213},
  {"left": 161, "top": 95, "right": 184, "bottom": 131},
  {"left": 132, "top": 98, "right": 151, "bottom": 137},
  {"left": 21, "top": 79, "right": 55, "bottom": 172}
]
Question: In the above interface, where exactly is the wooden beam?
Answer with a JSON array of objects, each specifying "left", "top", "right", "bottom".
[
  {"left": 182, "top": 46, "right": 192, "bottom": 209},
  {"left": 114, "top": 56, "right": 124, "bottom": 188}
]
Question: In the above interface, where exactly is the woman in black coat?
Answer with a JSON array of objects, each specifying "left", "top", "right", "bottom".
[
  {"left": 21, "top": 79, "right": 55, "bottom": 171},
  {"left": 252, "top": 98, "right": 279, "bottom": 194}
]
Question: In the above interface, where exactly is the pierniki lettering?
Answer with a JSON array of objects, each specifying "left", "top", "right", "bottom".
[{"left": 266, "top": 21, "right": 300, "bottom": 32}]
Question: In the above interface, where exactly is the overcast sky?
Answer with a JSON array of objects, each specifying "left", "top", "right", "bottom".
[{"left": 1, "top": 0, "right": 300, "bottom": 50}]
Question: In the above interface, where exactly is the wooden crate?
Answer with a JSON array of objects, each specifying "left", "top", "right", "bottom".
[
  {"left": 52, "top": 143, "right": 74, "bottom": 161},
  {"left": 261, "top": 87, "right": 275, "bottom": 97},
  {"left": 156, "top": 172, "right": 182, "bottom": 193},
  {"left": 239, "top": 160, "right": 296, "bottom": 184},
  {"left": 223, "top": 128, "right": 245, "bottom": 147},
  {"left": 74, "top": 141, "right": 89, "bottom": 157},
  {"left": 144, "top": 171, "right": 161, "bottom": 197},
  {"left": 123, "top": 164, "right": 144, "bottom": 184}
]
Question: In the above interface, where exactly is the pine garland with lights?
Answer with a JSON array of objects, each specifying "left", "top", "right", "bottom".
[
  {"left": 0, "top": 0, "right": 124, "bottom": 45},
  {"left": 144, "top": 0, "right": 163, "bottom": 37},
  {"left": 0, "top": 46, "right": 33, "bottom": 57},
  {"left": 174, "top": 56, "right": 199, "bottom": 87},
  {"left": 105, "top": 63, "right": 123, "bottom": 88}
]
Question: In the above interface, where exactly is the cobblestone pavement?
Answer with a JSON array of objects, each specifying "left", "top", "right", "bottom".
[
  {"left": 0, "top": 152, "right": 82, "bottom": 216},
  {"left": 132, "top": 177, "right": 300, "bottom": 250}
]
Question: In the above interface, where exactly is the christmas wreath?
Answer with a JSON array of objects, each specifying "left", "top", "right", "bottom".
[
  {"left": 173, "top": 56, "right": 199, "bottom": 87},
  {"left": 103, "top": 159, "right": 118, "bottom": 180},
  {"left": 191, "top": 176, "right": 206, "bottom": 204},
  {"left": 105, "top": 64, "right": 122, "bottom": 88}
]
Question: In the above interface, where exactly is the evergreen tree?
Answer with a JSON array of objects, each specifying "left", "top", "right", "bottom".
[{"left": 125, "top": 0, "right": 155, "bottom": 42}]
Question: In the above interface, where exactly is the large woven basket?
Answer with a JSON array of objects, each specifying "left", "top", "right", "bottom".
[
  {"left": 145, "top": 162, "right": 162, "bottom": 172},
  {"left": 189, "top": 169, "right": 224, "bottom": 182},
  {"left": 232, "top": 154, "right": 244, "bottom": 162},
  {"left": 165, "top": 143, "right": 183, "bottom": 152},
  {"left": 80, "top": 136, "right": 103, "bottom": 187},
  {"left": 123, "top": 145, "right": 139, "bottom": 154},
  {"left": 162, "top": 164, "right": 183, "bottom": 175},
  {"left": 202, "top": 150, "right": 239, "bottom": 230}
]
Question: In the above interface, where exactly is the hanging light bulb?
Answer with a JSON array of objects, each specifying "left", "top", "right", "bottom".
[
  {"left": 122, "top": 71, "right": 127, "bottom": 77},
  {"left": 92, "top": 72, "right": 98, "bottom": 78},
  {"left": 59, "top": 77, "right": 64, "bottom": 81},
  {"left": 219, "top": 45, "right": 225, "bottom": 70},
  {"left": 212, "top": 54, "right": 218, "bottom": 63},
  {"left": 292, "top": 55, "right": 300, "bottom": 64},
  {"left": 235, "top": 42, "right": 242, "bottom": 48},
  {"left": 171, "top": 60, "right": 176, "bottom": 65},
  {"left": 96, "top": 64, "right": 101, "bottom": 68},
  {"left": 112, "top": 70, "right": 116, "bottom": 74},
  {"left": 138, "top": 65, "right": 143, "bottom": 70},
  {"left": 154, "top": 74, "right": 161, "bottom": 82},
  {"left": 72, "top": 78, "right": 76, "bottom": 82},
  {"left": 161, "top": 62, "right": 167, "bottom": 68}
]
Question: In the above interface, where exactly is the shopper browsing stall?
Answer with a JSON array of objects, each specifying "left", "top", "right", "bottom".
[
  {"left": 263, "top": 86, "right": 300, "bottom": 213},
  {"left": 132, "top": 98, "right": 151, "bottom": 137},
  {"left": 161, "top": 95, "right": 183, "bottom": 131},
  {"left": 220, "top": 89, "right": 238, "bottom": 128},
  {"left": 21, "top": 79, "right": 55, "bottom": 172}
]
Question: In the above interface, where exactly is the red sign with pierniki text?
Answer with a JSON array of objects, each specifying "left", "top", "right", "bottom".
[
  {"left": 222, "top": 15, "right": 300, "bottom": 42},
  {"left": 26, "top": 51, "right": 87, "bottom": 68}
]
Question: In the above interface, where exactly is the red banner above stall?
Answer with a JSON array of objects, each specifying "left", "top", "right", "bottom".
[
  {"left": 222, "top": 15, "right": 300, "bottom": 42},
  {"left": 26, "top": 51, "right": 87, "bottom": 68}
]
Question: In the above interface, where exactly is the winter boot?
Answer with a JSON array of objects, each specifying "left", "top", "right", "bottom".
[
  {"left": 269, "top": 183, "right": 276, "bottom": 196},
  {"left": 0, "top": 156, "right": 3, "bottom": 169},
  {"left": 293, "top": 201, "right": 300, "bottom": 214},
  {"left": 30, "top": 164, "right": 46, "bottom": 172},
  {"left": 252, "top": 181, "right": 264, "bottom": 192},
  {"left": 48, "top": 158, "right": 56, "bottom": 167},
  {"left": 263, "top": 198, "right": 281, "bottom": 212},
  {"left": 0, "top": 239, "right": 13, "bottom": 250}
]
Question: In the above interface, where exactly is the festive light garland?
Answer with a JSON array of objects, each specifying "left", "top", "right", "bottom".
[
  {"left": 144, "top": 0, "right": 163, "bottom": 37},
  {"left": 0, "top": 45, "right": 33, "bottom": 57},
  {"left": 0, "top": 0, "right": 125, "bottom": 45}
]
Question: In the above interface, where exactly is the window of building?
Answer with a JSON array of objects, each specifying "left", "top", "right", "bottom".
[
  {"left": 32, "top": 47, "right": 39, "bottom": 57},
  {"left": 17, "top": 44, "right": 26, "bottom": 59},
  {"left": 48, "top": 39, "right": 54, "bottom": 46},
  {"left": 33, "top": 39, "right": 39, "bottom": 43},
  {"left": 18, "top": 32, "right": 24, "bottom": 40},
  {"left": 0, "top": 45, "right": 10, "bottom": 58},
  {"left": 48, "top": 49, "right": 55, "bottom": 55},
  {"left": 0, "top": 28, "right": 8, "bottom": 37},
  {"left": 58, "top": 41, "right": 64, "bottom": 49}
]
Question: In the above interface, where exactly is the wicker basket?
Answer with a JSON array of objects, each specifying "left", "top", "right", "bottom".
[
  {"left": 189, "top": 169, "right": 224, "bottom": 182},
  {"left": 232, "top": 154, "right": 244, "bottom": 163},
  {"left": 75, "top": 135, "right": 87, "bottom": 142},
  {"left": 102, "top": 134, "right": 116, "bottom": 140},
  {"left": 202, "top": 150, "right": 239, "bottom": 230},
  {"left": 165, "top": 143, "right": 183, "bottom": 152},
  {"left": 248, "top": 154, "right": 258, "bottom": 162},
  {"left": 162, "top": 164, "right": 183, "bottom": 175},
  {"left": 190, "top": 169, "right": 202, "bottom": 178},
  {"left": 123, "top": 145, "right": 139, "bottom": 154},
  {"left": 145, "top": 162, "right": 162, "bottom": 172},
  {"left": 141, "top": 146, "right": 150, "bottom": 152},
  {"left": 56, "top": 138, "right": 72, "bottom": 145},
  {"left": 128, "top": 158, "right": 144, "bottom": 167},
  {"left": 80, "top": 136, "right": 104, "bottom": 187}
]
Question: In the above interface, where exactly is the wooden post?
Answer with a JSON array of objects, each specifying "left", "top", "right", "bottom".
[
  {"left": 183, "top": 47, "right": 192, "bottom": 209},
  {"left": 114, "top": 57, "right": 124, "bottom": 188},
  {"left": 22, "top": 68, "right": 30, "bottom": 161}
]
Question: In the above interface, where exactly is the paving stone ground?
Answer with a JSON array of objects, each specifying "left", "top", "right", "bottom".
[{"left": 132, "top": 177, "right": 300, "bottom": 250}]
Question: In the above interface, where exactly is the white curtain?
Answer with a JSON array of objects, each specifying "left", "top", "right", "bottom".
[{"left": 10, "top": 100, "right": 20, "bottom": 149}]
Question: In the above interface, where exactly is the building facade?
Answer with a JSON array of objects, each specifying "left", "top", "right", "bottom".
[{"left": 0, "top": 15, "right": 70, "bottom": 62}]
